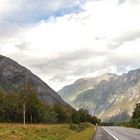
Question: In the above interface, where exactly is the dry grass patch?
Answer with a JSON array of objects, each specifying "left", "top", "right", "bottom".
[{"left": 0, "top": 123, "right": 95, "bottom": 140}]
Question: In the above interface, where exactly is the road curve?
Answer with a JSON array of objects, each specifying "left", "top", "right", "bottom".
[{"left": 93, "top": 126, "right": 140, "bottom": 140}]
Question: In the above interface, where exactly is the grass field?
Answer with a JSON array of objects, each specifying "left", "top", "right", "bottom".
[{"left": 0, "top": 123, "right": 95, "bottom": 140}]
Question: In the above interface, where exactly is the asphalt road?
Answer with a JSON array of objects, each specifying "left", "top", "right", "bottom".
[{"left": 93, "top": 126, "right": 140, "bottom": 140}]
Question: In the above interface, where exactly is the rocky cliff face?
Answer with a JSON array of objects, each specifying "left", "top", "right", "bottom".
[
  {"left": 0, "top": 55, "right": 67, "bottom": 106},
  {"left": 58, "top": 71, "right": 140, "bottom": 122}
]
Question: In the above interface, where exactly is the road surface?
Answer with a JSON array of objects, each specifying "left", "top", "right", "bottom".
[{"left": 93, "top": 126, "right": 140, "bottom": 140}]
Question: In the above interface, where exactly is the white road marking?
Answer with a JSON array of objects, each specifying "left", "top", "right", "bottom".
[{"left": 102, "top": 127, "right": 119, "bottom": 140}]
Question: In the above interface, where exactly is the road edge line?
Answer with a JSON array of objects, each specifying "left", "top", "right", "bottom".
[
  {"left": 92, "top": 126, "right": 98, "bottom": 140},
  {"left": 102, "top": 127, "right": 119, "bottom": 140}
]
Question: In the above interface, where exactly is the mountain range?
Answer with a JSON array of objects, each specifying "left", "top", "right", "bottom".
[
  {"left": 58, "top": 70, "right": 140, "bottom": 122},
  {"left": 0, "top": 55, "right": 67, "bottom": 106},
  {"left": 1, "top": 54, "right": 140, "bottom": 122}
]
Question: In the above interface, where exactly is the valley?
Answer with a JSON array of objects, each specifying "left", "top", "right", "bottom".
[{"left": 1, "top": 0, "right": 140, "bottom": 139}]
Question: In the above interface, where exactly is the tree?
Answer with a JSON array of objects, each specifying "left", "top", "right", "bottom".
[
  {"left": 20, "top": 84, "right": 28, "bottom": 125},
  {"left": 2, "top": 93, "right": 22, "bottom": 122},
  {"left": 42, "top": 106, "right": 58, "bottom": 123},
  {"left": 0, "top": 91, "right": 4, "bottom": 121},
  {"left": 78, "top": 109, "right": 89, "bottom": 122},
  {"left": 132, "top": 103, "right": 140, "bottom": 119},
  {"left": 131, "top": 103, "right": 140, "bottom": 128},
  {"left": 19, "top": 84, "right": 41, "bottom": 125},
  {"left": 53, "top": 105, "right": 67, "bottom": 123},
  {"left": 71, "top": 111, "right": 80, "bottom": 124}
]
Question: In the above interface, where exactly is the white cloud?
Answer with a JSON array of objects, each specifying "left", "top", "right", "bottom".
[
  {"left": 0, "top": 0, "right": 140, "bottom": 90},
  {"left": 0, "top": 0, "right": 85, "bottom": 23}
]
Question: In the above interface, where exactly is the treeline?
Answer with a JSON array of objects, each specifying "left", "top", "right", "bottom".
[
  {"left": 0, "top": 84, "right": 100, "bottom": 125},
  {"left": 129, "top": 103, "right": 140, "bottom": 128}
]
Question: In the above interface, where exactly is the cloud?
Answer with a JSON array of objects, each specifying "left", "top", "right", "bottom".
[
  {"left": 110, "top": 30, "right": 140, "bottom": 47},
  {"left": 0, "top": 0, "right": 140, "bottom": 90},
  {"left": 0, "top": 0, "right": 86, "bottom": 37},
  {"left": 118, "top": 0, "right": 125, "bottom": 5},
  {"left": 0, "top": 0, "right": 86, "bottom": 23}
]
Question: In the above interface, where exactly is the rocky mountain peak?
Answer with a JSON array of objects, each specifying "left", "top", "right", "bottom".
[{"left": 59, "top": 69, "right": 140, "bottom": 122}]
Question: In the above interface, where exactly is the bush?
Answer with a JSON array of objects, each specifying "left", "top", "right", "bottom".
[
  {"left": 70, "top": 123, "right": 77, "bottom": 130},
  {"left": 69, "top": 123, "right": 86, "bottom": 132},
  {"left": 78, "top": 124, "right": 86, "bottom": 131}
]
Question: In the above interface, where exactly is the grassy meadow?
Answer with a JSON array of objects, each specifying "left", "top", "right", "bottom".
[{"left": 0, "top": 123, "right": 96, "bottom": 140}]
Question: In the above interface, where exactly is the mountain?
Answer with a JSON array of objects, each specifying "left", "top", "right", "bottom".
[
  {"left": 0, "top": 55, "right": 67, "bottom": 106},
  {"left": 58, "top": 71, "right": 140, "bottom": 122}
]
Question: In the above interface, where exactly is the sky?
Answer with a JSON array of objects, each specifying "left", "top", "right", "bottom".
[{"left": 0, "top": 0, "right": 140, "bottom": 91}]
